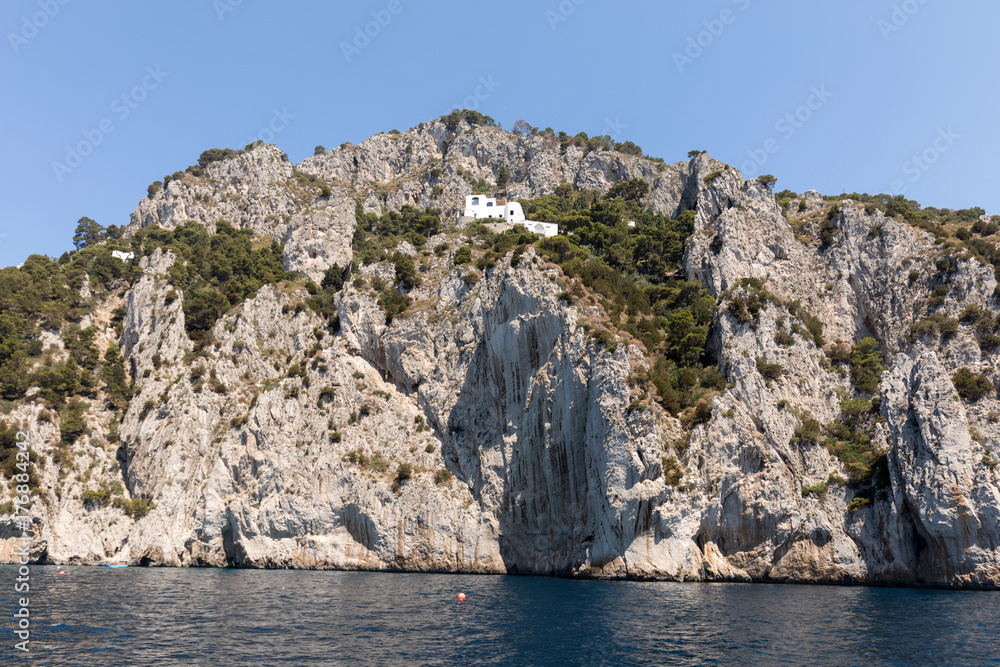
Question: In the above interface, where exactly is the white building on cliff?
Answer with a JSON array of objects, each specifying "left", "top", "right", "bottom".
[
  {"left": 462, "top": 194, "right": 559, "bottom": 238},
  {"left": 463, "top": 195, "right": 526, "bottom": 224}
]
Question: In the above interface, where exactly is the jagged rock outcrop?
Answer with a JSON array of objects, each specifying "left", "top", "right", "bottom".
[
  {"left": 281, "top": 191, "right": 357, "bottom": 283},
  {"left": 678, "top": 167, "right": 1000, "bottom": 586},
  {"left": 126, "top": 122, "right": 717, "bottom": 247},
  {"left": 299, "top": 121, "right": 722, "bottom": 220},
  {"left": 3, "top": 122, "right": 999, "bottom": 588},
  {"left": 127, "top": 144, "right": 303, "bottom": 238},
  {"left": 879, "top": 351, "right": 1000, "bottom": 584},
  {"left": 338, "top": 246, "right": 679, "bottom": 575},
  {"left": 115, "top": 276, "right": 505, "bottom": 570}
]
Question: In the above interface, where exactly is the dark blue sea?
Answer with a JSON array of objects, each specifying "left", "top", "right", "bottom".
[{"left": 1, "top": 566, "right": 998, "bottom": 666}]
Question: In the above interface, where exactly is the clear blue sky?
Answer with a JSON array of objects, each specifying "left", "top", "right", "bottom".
[{"left": 2, "top": 0, "right": 998, "bottom": 267}]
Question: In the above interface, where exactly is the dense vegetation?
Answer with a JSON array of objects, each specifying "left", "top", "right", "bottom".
[
  {"left": 825, "top": 192, "right": 989, "bottom": 234},
  {"left": 349, "top": 204, "right": 444, "bottom": 324},
  {"left": 131, "top": 220, "right": 291, "bottom": 348},
  {"left": 352, "top": 204, "right": 442, "bottom": 264},
  {"left": 0, "top": 221, "right": 139, "bottom": 402},
  {"left": 0, "top": 213, "right": 290, "bottom": 471},
  {"left": 514, "top": 181, "right": 723, "bottom": 416},
  {"left": 0, "top": 419, "right": 40, "bottom": 488}
]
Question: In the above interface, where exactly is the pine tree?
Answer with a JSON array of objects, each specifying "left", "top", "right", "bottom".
[
  {"left": 73, "top": 217, "right": 106, "bottom": 250},
  {"left": 496, "top": 166, "right": 510, "bottom": 193},
  {"left": 101, "top": 344, "right": 132, "bottom": 410}
]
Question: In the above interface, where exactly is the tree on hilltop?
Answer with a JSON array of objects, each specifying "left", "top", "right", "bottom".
[
  {"left": 512, "top": 120, "right": 533, "bottom": 137},
  {"left": 73, "top": 217, "right": 106, "bottom": 250}
]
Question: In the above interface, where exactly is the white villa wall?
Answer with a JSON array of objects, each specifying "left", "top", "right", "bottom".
[
  {"left": 463, "top": 195, "right": 525, "bottom": 224},
  {"left": 525, "top": 221, "right": 559, "bottom": 238}
]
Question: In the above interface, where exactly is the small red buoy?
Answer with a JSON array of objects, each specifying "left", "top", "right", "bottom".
[
  {"left": 457, "top": 593, "right": 466, "bottom": 601},
  {"left": 58, "top": 571, "right": 65, "bottom": 575}
]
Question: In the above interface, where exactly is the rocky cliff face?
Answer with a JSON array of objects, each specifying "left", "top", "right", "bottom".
[
  {"left": 679, "top": 169, "right": 1000, "bottom": 585},
  {"left": 129, "top": 145, "right": 300, "bottom": 237},
  {"left": 296, "top": 120, "right": 718, "bottom": 220},
  {"left": 3, "top": 125, "right": 998, "bottom": 587}
]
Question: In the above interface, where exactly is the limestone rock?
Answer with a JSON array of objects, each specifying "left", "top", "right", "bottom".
[
  {"left": 299, "top": 121, "right": 718, "bottom": 220},
  {"left": 2, "top": 123, "right": 998, "bottom": 589},
  {"left": 282, "top": 190, "right": 357, "bottom": 283},
  {"left": 126, "top": 144, "right": 303, "bottom": 239}
]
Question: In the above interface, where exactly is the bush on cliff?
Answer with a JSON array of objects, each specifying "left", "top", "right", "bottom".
[
  {"left": 850, "top": 338, "right": 884, "bottom": 395},
  {"left": 522, "top": 191, "right": 717, "bottom": 416},
  {"left": 953, "top": 368, "right": 994, "bottom": 402}
]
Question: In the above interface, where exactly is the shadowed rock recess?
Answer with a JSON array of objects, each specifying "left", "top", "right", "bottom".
[{"left": 2, "top": 118, "right": 999, "bottom": 588}]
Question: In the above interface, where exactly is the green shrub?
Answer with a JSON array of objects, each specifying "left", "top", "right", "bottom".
[
  {"left": 392, "top": 253, "right": 420, "bottom": 289},
  {"left": 819, "top": 212, "right": 840, "bottom": 249},
  {"left": 198, "top": 147, "right": 242, "bottom": 168},
  {"left": 850, "top": 338, "right": 883, "bottom": 394},
  {"left": 112, "top": 496, "right": 154, "bottom": 519},
  {"left": 792, "top": 415, "right": 821, "bottom": 444},
  {"left": 802, "top": 482, "right": 828, "bottom": 497},
  {"left": 981, "top": 334, "right": 1000, "bottom": 350},
  {"left": 440, "top": 109, "right": 497, "bottom": 130},
  {"left": 605, "top": 178, "right": 650, "bottom": 203},
  {"left": 590, "top": 328, "right": 618, "bottom": 351},
  {"left": 82, "top": 489, "right": 110, "bottom": 506},
  {"left": 379, "top": 288, "right": 411, "bottom": 325},
  {"left": 928, "top": 283, "right": 949, "bottom": 307},
  {"left": 787, "top": 302, "right": 825, "bottom": 347},
  {"left": 59, "top": 400, "right": 90, "bottom": 446},
  {"left": 434, "top": 468, "right": 453, "bottom": 485},
  {"left": 840, "top": 398, "right": 873, "bottom": 425},
  {"left": 344, "top": 449, "right": 369, "bottom": 466},
  {"left": 454, "top": 246, "right": 472, "bottom": 265},
  {"left": 756, "top": 358, "right": 784, "bottom": 380},
  {"left": 847, "top": 496, "right": 871, "bottom": 512},
  {"left": 953, "top": 368, "right": 993, "bottom": 402},
  {"left": 318, "top": 386, "right": 336, "bottom": 405},
  {"left": 661, "top": 455, "right": 685, "bottom": 487},
  {"left": 774, "top": 329, "right": 794, "bottom": 347}
]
